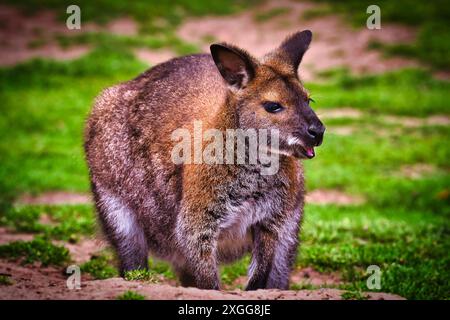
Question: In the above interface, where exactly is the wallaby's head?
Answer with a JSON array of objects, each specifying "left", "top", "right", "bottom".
[{"left": 210, "top": 30, "right": 325, "bottom": 159}]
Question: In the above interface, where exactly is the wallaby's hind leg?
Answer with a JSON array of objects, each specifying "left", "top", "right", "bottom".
[{"left": 93, "top": 184, "right": 149, "bottom": 275}]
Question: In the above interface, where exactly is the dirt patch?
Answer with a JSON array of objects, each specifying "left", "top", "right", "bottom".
[
  {"left": 399, "top": 164, "right": 438, "bottom": 179},
  {"left": 306, "top": 189, "right": 365, "bottom": 205},
  {"left": 0, "top": 227, "right": 104, "bottom": 265},
  {"left": 317, "top": 108, "right": 363, "bottom": 119},
  {"left": 134, "top": 48, "right": 177, "bottom": 66},
  {"left": 290, "top": 267, "right": 341, "bottom": 287},
  {"left": 177, "top": 0, "right": 418, "bottom": 81},
  {"left": 383, "top": 115, "right": 450, "bottom": 127},
  {"left": 0, "top": 260, "right": 403, "bottom": 300},
  {"left": 0, "top": 6, "right": 138, "bottom": 66},
  {"left": 0, "top": 227, "right": 35, "bottom": 244},
  {"left": 327, "top": 126, "right": 355, "bottom": 136},
  {"left": 60, "top": 238, "right": 105, "bottom": 265},
  {"left": 106, "top": 17, "right": 138, "bottom": 36},
  {"left": 0, "top": 5, "right": 96, "bottom": 66},
  {"left": 16, "top": 189, "right": 367, "bottom": 207},
  {"left": 16, "top": 191, "right": 91, "bottom": 205}
]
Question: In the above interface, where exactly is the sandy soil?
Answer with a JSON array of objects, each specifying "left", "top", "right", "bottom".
[
  {"left": 0, "top": 5, "right": 93, "bottom": 65},
  {"left": 383, "top": 115, "right": 450, "bottom": 127},
  {"left": 16, "top": 191, "right": 91, "bottom": 205},
  {"left": 399, "top": 164, "right": 439, "bottom": 180},
  {"left": 0, "top": 5, "right": 137, "bottom": 66},
  {"left": 16, "top": 189, "right": 365, "bottom": 206},
  {"left": 305, "top": 190, "right": 365, "bottom": 205},
  {"left": 0, "top": 260, "right": 403, "bottom": 300}
]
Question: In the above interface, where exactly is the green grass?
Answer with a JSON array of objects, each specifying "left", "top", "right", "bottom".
[
  {"left": 298, "top": 205, "right": 449, "bottom": 300},
  {"left": 80, "top": 251, "right": 118, "bottom": 279},
  {"left": 80, "top": 252, "right": 178, "bottom": 281},
  {"left": 220, "top": 255, "right": 250, "bottom": 285},
  {"left": 1, "top": 205, "right": 95, "bottom": 242},
  {"left": 148, "top": 258, "right": 176, "bottom": 280},
  {"left": 311, "top": 0, "right": 450, "bottom": 69},
  {"left": 0, "top": 237, "right": 70, "bottom": 266},
  {"left": 124, "top": 269, "right": 158, "bottom": 282},
  {"left": 341, "top": 291, "right": 369, "bottom": 300},
  {"left": 221, "top": 204, "right": 449, "bottom": 299},
  {"left": 116, "top": 290, "right": 146, "bottom": 300},
  {"left": 309, "top": 68, "right": 450, "bottom": 116},
  {"left": 0, "top": 274, "right": 13, "bottom": 286},
  {"left": 304, "top": 119, "right": 450, "bottom": 215}
]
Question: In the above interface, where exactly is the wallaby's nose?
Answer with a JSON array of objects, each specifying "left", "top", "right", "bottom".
[{"left": 307, "top": 123, "right": 325, "bottom": 146}]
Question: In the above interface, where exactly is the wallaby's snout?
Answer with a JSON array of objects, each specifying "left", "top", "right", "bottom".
[
  {"left": 287, "top": 103, "right": 325, "bottom": 159},
  {"left": 299, "top": 105, "right": 326, "bottom": 147},
  {"left": 307, "top": 119, "right": 325, "bottom": 146}
]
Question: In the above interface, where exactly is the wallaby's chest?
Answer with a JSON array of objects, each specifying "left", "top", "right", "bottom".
[{"left": 216, "top": 166, "right": 288, "bottom": 237}]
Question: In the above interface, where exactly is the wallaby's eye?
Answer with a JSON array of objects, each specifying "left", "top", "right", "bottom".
[{"left": 263, "top": 102, "right": 284, "bottom": 113}]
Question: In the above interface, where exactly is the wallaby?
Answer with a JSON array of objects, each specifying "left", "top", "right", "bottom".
[{"left": 84, "top": 30, "right": 325, "bottom": 290}]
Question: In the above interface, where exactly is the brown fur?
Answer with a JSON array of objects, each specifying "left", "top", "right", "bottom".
[{"left": 84, "top": 30, "right": 325, "bottom": 290}]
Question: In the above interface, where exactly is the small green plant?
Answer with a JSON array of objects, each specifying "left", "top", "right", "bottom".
[
  {"left": 290, "top": 282, "right": 320, "bottom": 290},
  {"left": 0, "top": 274, "right": 13, "bottom": 286},
  {"left": 341, "top": 290, "right": 369, "bottom": 300},
  {"left": 81, "top": 252, "right": 118, "bottom": 279},
  {"left": 117, "top": 290, "right": 146, "bottom": 300},
  {"left": 27, "top": 38, "right": 48, "bottom": 49},
  {"left": 0, "top": 237, "right": 70, "bottom": 266},
  {"left": 124, "top": 269, "right": 158, "bottom": 282},
  {"left": 148, "top": 258, "right": 176, "bottom": 279}
]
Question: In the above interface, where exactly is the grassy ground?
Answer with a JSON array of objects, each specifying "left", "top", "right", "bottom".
[
  {"left": 309, "top": 0, "right": 450, "bottom": 69},
  {"left": 0, "top": 1, "right": 448, "bottom": 300}
]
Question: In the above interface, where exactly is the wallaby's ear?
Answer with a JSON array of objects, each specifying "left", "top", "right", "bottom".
[
  {"left": 210, "top": 44, "right": 256, "bottom": 89},
  {"left": 270, "top": 30, "right": 312, "bottom": 72}
]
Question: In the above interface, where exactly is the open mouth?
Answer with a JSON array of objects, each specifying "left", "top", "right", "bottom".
[
  {"left": 287, "top": 136, "right": 317, "bottom": 159},
  {"left": 292, "top": 144, "right": 315, "bottom": 159},
  {"left": 301, "top": 146, "right": 315, "bottom": 159}
]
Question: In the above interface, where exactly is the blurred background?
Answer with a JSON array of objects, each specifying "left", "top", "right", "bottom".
[{"left": 0, "top": 0, "right": 448, "bottom": 300}]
